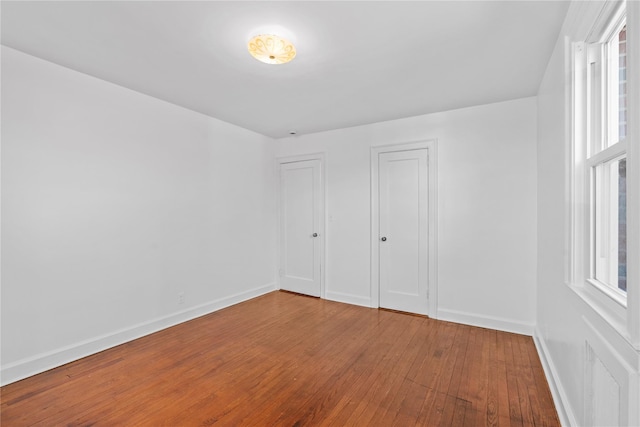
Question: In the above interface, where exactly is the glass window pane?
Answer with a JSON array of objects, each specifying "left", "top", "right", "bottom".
[
  {"left": 618, "top": 158, "right": 626, "bottom": 291},
  {"left": 618, "top": 25, "right": 627, "bottom": 141}
]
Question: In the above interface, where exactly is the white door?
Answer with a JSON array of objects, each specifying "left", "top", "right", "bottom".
[
  {"left": 378, "top": 149, "right": 429, "bottom": 314},
  {"left": 279, "top": 159, "right": 322, "bottom": 297}
]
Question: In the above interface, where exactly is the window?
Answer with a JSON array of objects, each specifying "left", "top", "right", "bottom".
[
  {"left": 571, "top": 0, "right": 639, "bottom": 349},
  {"left": 573, "top": 3, "right": 628, "bottom": 306}
]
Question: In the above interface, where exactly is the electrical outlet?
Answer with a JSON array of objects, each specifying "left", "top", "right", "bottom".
[{"left": 178, "top": 292, "right": 185, "bottom": 304}]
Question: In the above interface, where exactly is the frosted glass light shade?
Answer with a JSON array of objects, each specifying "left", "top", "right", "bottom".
[{"left": 248, "top": 34, "right": 296, "bottom": 65}]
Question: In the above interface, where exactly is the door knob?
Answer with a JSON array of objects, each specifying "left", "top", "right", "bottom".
[
  {"left": 313, "top": 233, "right": 318, "bottom": 237},
  {"left": 381, "top": 237, "right": 387, "bottom": 241}
]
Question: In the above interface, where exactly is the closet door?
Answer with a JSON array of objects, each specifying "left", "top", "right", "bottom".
[
  {"left": 279, "top": 159, "right": 322, "bottom": 297},
  {"left": 378, "top": 149, "right": 429, "bottom": 314}
]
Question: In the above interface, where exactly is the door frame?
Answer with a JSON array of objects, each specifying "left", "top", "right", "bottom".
[
  {"left": 370, "top": 140, "right": 438, "bottom": 316},
  {"left": 276, "top": 153, "right": 326, "bottom": 299}
]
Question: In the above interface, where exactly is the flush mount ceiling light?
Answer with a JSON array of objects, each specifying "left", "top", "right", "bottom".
[{"left": 247, "top": 34, "right": 296, "bottom": 65}]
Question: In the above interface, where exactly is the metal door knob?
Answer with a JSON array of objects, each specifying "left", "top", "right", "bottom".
[
  {"left": 313, "top": 233, "right": 318, "bottom": 237},
  {"left": 381, "top": 237, "right": 387, "bottom": 241}
]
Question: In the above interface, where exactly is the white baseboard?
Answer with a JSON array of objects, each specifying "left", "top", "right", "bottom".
[
  {"left": 533, "top": 329, "right": 579, "bottom": 427},
  {"left": 436, "top": 307, "right": 535, "bottom": 335},
  {"left": 325, "top": 291, "right": 371, "bottom": 308},
  {"left": 0, "top": 283, "right": 277, "bottom": 386}
]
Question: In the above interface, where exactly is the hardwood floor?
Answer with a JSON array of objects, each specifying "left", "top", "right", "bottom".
[{"left": 1, "top": 291, "right": 559, "bottom": 426}]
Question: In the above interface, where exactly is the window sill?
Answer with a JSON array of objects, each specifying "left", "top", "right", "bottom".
[
  {"left": 585, "top": 279, "right": 627, "bottom": 308},
  {"left": 566, "top": 281, "right": 630, "bottom": 343}
]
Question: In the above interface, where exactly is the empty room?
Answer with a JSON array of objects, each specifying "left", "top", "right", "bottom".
[{"left": 1, "top": 1, "right": 638, "bottom": 426}]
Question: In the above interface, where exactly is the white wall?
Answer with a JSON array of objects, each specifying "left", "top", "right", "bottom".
[
  {"left": 0, "top": 47, "right": 277, "bottom": 385},
  {"left": 535, "top": 2, "right": 640, "bottom": 426},
  {"left": 275, "top": 97, "right": 538, "bottom": 334}
]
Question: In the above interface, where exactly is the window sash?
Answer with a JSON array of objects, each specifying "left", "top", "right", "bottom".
[{"left": 589, "top": 153, "right": 627, "bottom": 292}]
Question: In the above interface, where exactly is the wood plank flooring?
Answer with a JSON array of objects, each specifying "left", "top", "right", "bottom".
[{"left": 1, "top": 291, "right": 559, "bottom": 426}]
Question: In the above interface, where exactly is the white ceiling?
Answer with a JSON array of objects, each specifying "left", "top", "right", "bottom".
[{"left": 2, "top": 1, "right": 570, "bottom": 138}]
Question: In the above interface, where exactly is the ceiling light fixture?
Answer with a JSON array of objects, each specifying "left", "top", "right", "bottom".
[{"left": 248, "top": 34, "right": 296, "bottom": 65}]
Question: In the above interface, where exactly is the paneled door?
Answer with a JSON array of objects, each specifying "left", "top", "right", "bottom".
[
  {"left": 378, "top": 149, "right": 429, "bottom": 314},
  {"left": 279, "top": 159, "right": 322, "bottom": 297}
]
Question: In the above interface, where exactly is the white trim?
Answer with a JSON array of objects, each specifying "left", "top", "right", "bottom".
[
  {"left": 370, "top": 140, "right": 438, "bottom": 317},
  {"left": 533, "top": 329, "right": 580, "bottom": 427},
  {"left": 324, "top": 291, "right": 371, "bottom": 308},
  {"left": 275, "top": 152, "right": 326, "bottom": 165},
  {"left": 275, "top": 152, "right": 327, "bottom": 299},
  {"left": 0, "top": 283, "right": 277, "bottom": 386},
  {"left": 436, "top": 308, "right": 534, "bottom": 336},
  {"left": 566, "top": 37, "right": 581, "bottom": 287}
]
